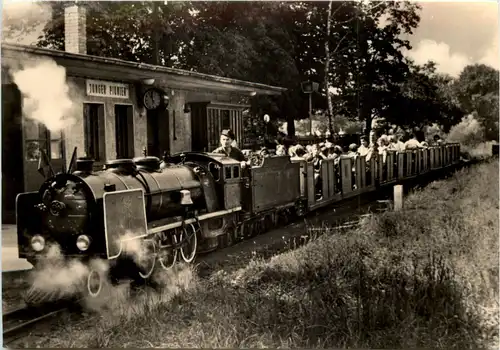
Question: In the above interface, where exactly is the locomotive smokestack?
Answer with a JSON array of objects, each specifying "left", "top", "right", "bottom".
[{"left": 75, "top": 158, "right": 94, "bottom": 174}]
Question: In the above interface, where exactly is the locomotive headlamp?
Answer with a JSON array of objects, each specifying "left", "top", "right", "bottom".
[
  {"left": 76, "top": 235, "right": 91, "bottom": 251},
  {"left": 180, "top": 189, "right": 193, "bottom": 206},
  {"left": 31, "top": 235, "right": 45, "bottom": 252}
]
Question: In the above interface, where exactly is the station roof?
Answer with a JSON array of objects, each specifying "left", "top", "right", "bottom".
[{"left": 1, "top": 43, "right": 287, "bottom": 96}]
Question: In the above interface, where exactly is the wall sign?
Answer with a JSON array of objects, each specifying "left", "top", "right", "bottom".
[{"left": 86, "top": 79, "right": 130, "bottom": 99}]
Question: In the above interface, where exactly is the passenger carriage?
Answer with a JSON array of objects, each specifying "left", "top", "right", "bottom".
[{"left": 289, "top": 143, "right": 460, "bottom": 213}]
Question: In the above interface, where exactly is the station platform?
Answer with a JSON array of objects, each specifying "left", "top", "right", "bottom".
[{"left": 2, "top": 225, "right": 33, "bottom": 272}]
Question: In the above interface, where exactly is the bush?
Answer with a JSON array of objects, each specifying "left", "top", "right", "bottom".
[
  {"left": 444, "top": 113, "right": 498, "bottom": 159},
  {"left": 446, "top": 114, "right": 485, "bottom": 147}
]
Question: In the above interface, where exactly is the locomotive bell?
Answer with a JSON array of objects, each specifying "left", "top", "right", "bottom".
[{"left": 180, "top": 189, "right": 193, "bottom": 206}]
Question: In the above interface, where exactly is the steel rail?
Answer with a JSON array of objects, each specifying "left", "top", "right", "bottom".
[{"left": 2, "top": 301, "right": 75, "bottom": 344}]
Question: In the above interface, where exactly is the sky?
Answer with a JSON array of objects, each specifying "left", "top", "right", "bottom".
[
  {"left": 2, "top": 0, "right": 499, "bottom": 77},
  {"left": 406, "top": 1, "right": 499, "bottom": 76}
]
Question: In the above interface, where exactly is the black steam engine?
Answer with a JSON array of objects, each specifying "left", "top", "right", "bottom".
[{"left": 16, "top": 142, "right": 461, "bottom": 303}]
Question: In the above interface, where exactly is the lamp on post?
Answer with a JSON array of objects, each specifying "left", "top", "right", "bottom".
[
  {"left": 301, "top": 80, "right": 319, "bottom": 135},
  {"left": 263, "top": 114, "right": 270, "bottom": 147}
]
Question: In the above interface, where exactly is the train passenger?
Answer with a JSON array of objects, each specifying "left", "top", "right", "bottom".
[
  {"left": 347, "top": 143, "right": 359, "bottom": 189},
  {"left": 365, "top": 133, "right": 379, "bottom": 165},
  {"left": 433, "top": 134, "right": 443, "bottom": 145},
  {"left": 276, "top": 144, "right": 287, "bottom": 156},
  {"left": 213, "top": 129, "right": 250, "bottom": 168},
  {"left": 259, "top": 147, "right": 271, "bottom": 157},
  {"left": 328, "top": 145, "right": 343, "bottom": 164},
  {"left": 388, "top": 135, "right": 405, "bottom": 152},
  {"left": 295, "top": 145, "right": 307, "bottom": 158},
  {"left": 369, "top": 130, "right": 378, "bottom": 146},
  {"left": 347, "top": 143, "right": 359, "bottom": 157},
  {"left": 358, "top": 137, "right": 369, "bottom": 157},
  {"left": 378, "top": 135, "right": 390, "bottom": 163},
  {"left": 324, "top": 141, "right": 335, "bottom": 158},
  {"left": 305, "top": 144, "right": 326, "bottom": 197},
  {"left": 404, "top": 133, "right": 423, "bottom": 150}
]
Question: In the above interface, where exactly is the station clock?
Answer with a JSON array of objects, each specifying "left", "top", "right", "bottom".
[{"left": 142, "top": 88, "right": 163, "bottom": 110}]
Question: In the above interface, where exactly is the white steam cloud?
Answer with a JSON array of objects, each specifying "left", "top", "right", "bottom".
[
  {"left": 25, "top": 244, "right": 108, "bottom": 303},
  {"left": 26, "top": 227, "right": 197, "bottom": 325},
  {"left": 83, "top": 264, "right": 196, "bottom": 321},
  {"left": 12, "top": 59, "right": 77, "bottom": 132}
]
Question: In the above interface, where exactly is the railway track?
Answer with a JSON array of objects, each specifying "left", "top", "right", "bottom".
[{"left": 2, "top": 301, "right": 76, "bottom": 345}]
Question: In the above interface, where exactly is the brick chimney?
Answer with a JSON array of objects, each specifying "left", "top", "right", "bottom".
[{"left": 64, "top": 3, "right": 87, "bottom": 54}]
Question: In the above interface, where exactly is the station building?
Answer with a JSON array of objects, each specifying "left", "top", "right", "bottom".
[{"left": 1, "top": 4, "right": 285, "bottom": 223}]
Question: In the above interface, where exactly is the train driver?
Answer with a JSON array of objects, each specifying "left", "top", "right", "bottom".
[{"left": 213, "top": 129, "right": 250, "bottom": 168}]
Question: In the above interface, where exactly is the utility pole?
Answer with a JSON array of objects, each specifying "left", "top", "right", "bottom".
[
  {"left": 308, "top": 93, "right": 313, "bottom": 135},
  {"left": 301, "top": 80, "right": 319, "bottom": 136}
]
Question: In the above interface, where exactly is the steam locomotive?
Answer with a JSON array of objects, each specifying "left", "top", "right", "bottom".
[{"left": 16, "top": 143, "right": 461, "bottom": 302}]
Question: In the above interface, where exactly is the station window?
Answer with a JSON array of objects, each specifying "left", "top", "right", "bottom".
[
  {"left": 24, "top": 119, "right": 63, "bottom": 161},
  {"left": 221, "top": 110, "right": 230, "bottom": 129},
  {"left": 84, "top": 103, "right": 105, "bottom": 161},
  {"left": 114, "top": 104, "right": 134, "bottom": 159},
  {"left": 50, "top": 130, "right": 63, "bottom": 160},
  {"left": 233, "top": 166, "right": 240, "bottom": 178},
  {"left": 225, "top": 166, "right": 232, "bottom": 180}
]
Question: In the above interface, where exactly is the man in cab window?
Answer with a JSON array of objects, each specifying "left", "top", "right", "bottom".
[{"left": 212, "top": 129, "right": 250, "bottom": 168}]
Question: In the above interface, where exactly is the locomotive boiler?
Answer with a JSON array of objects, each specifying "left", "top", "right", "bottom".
[{"left": 17, "top": 153, "right": 219, "bottom": 301}]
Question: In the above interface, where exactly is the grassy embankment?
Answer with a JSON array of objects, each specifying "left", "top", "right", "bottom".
[{"left": 27, "top": 159, "right": 498, "bottom": 349}]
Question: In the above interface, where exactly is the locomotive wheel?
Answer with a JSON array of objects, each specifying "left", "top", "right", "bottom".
[
  {"left": 279, "top": 209, "right": 291, "bottom": 226},
  {"left": 87, "top": 269, "right": 103, "bottom": 297},
  {"left": 179, "top": 223, "right": 198, "bottom": 263},
  {"left": 294, "top": 200, "right": 307, "bottom": 217},
  {"left": 223, "top": 221, "right": 238, "bottom": 247},
  {"left": 264, "top": 215, "right": 274, "bottom": 231},
  {"left": 249, "top": 221, "right": 258, "bottom": 238},
  {"left": 137, "top": 239, "right": 157, "bottom": 279},
  {"left": 244, "top": 221, "right": 253, "bottom": 239},
  {"left": 158, "top": 233, "right": 178, "bottom": 270}
]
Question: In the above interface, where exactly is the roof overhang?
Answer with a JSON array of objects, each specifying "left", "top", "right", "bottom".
[{"left": 1, "top": 43, "right": 287, "bottom": 96}]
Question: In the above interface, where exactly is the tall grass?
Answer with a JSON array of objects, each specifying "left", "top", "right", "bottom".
[{"left": 27, "top": 160, "right": 499, "bottom": 349}]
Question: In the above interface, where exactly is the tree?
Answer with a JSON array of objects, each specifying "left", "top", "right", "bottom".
[
  {"left": 381, "top": 60, "right": 464, "bottom": 132},
  {"left": 38, "top": 1, "right": 196, "bottom": 65},
  {"left": 2, "top": 2, "right": 52, "bottom": 43},
  {"left": 324, "top": 1, "right": 356, "bottom": 133},
  {"left": 326, "top": 1, "right": 422, "bottom": 135},
  {"left": 454, "top": 64, "right": 499, "bottom": 141},
  {"left": 34, "top": 1, "right": 434, "bottom": 140},
  {"left": 36, "top": 1, "right": 308, "bottom": 137}
]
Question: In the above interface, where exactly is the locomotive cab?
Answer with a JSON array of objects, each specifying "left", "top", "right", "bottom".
[{"left": 168, "top": 152, "right": 242, "bottom": 211}]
